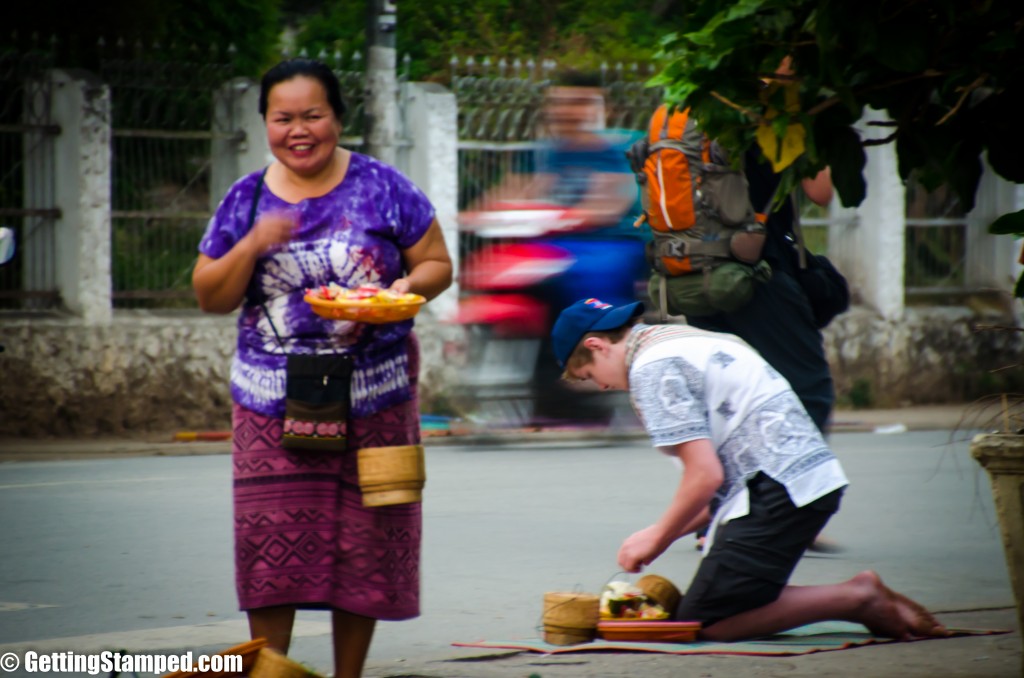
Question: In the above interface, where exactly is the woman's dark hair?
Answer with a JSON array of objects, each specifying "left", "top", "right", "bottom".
[{"left": 258, "top": 58, "right": 347, "bottom": 120}]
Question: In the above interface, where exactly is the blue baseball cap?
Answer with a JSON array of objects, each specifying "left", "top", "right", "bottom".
[{"left": 551, "top": 298, "right": 644, "bottom": 368}]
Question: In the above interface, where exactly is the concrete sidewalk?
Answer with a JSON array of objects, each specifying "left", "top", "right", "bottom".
[{"left": 829, "top": 402, "right": 999, "bottom": 433}]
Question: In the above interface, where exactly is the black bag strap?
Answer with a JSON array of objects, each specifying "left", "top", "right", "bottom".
[
  {"left": 248, "top": 168, "right": 266, "bottom": 233},
  {"left": 245, "top": 168, "right": 287, "bottom": 351},
  {"left": 658, "top": 272, "right": 668, "bottom": 323},
  {"left": 789, "top": 193, "right": 809, "bottom": 270}
]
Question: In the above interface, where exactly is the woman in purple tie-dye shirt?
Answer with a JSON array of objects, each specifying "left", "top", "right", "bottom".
[{"left": 193, "top": 58, "right": 452, "bottom": 678}]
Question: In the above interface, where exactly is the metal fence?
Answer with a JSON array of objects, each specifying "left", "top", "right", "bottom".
[
  {"left": 101, "top": 43, "right": 367, "bottom": 308},
  {"left": 0, "top": 42, "right": 983, "bottom": 313},
  {"left": 99, "top": 40, "right": 238, "bottom": 308},
  {"left": 0, "top": 48, "right": 59, "bottom": 311},
  {"left": 904, "top": 179, "right": 967, "bottom": 294},
  {"left": 0, "top": 41, "right": 369, "bottom": 311}
]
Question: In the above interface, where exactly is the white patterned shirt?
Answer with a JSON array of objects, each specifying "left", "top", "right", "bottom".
[{"left": 626, "top": 324, "right": 848, "bottom": 532}]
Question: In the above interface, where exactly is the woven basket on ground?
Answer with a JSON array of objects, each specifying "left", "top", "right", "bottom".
[{"left": 542, "top": 591, "right": 600, "bottom": 645}]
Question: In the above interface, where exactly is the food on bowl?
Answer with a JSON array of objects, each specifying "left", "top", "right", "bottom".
[
  {"left": 303, "top": 283, "right": 426, "bottom": 323},
  {"left": 306, "top": 283, "right": 421, "bottom": 305},
  {"left": 599, "top": 581, "right": 670, "bottom": 620}
]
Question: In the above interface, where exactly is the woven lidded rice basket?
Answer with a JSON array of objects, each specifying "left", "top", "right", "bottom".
[
  {"left": 636, "top": 573, "right": 682, "bottom": 614},
  {"left": 357, "top": 444, "right": 426, "bottom": 507},
  {"left": 542, "top": 591, "right": 600, "bottom": 646}
]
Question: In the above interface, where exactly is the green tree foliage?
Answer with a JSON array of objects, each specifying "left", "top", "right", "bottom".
[
  {"left": 6, "top": 0, "right": 281, "bottom": 76},
  {"left": 653, "top": 0, "right": 1024, "bottom": 293},
  {"left": 287, "top": 0, "right": 679, "bottom": 81},
  {"left": 160, "top": 0, "right": 283, "bottom": 76}
]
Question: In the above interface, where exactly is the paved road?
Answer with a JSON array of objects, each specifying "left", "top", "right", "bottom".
[{"left": 0, "top": 429, "right": 1019, "bottom": 677}]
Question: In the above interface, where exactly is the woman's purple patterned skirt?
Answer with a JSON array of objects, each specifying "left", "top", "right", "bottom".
[{"left": 231, "top": 344, "right": 422, "bottom": 620}]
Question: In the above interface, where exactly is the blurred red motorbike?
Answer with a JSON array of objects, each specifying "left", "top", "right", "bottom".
[{"left": 452, "top": 202, "right": 647, "bottom": 427}]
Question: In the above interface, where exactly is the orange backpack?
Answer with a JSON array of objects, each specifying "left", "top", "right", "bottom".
[{"left": 626, "top": 105, "right": 771, "bottom": 316}]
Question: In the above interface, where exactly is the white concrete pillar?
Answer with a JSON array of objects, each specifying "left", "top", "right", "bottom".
[
  {"left": 853, "top": 107, "right": 905, "bottom": 319},
  {"left": 400, "top": 81, "right": 459, "bottom": 320},
  {"left": 50, "top": 69, "right": 112, "bottom": 324},
  {"left": 211, "top": 78, "right": 267, "bottom": 212},
  {"left": 825, "top": 200, "right": 859, "bottom": 299},
  {"left": 366, "top": 45, "right": 399, "bottom": 167},
  {"left": 966, "top": 162, "right": 1021, "bottom": 294}
]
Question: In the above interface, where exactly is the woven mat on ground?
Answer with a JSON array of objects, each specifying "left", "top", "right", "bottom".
[{"left": 452, "top": 621, "right": 1009, "bottom": 656}]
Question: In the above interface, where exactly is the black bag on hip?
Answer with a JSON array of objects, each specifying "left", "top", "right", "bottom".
[
  {"left": 282, "top": 354, "right": 353, "bottom": 452},
  {"left": 795, "top": 253, "right": 850, "bottom": 329}
]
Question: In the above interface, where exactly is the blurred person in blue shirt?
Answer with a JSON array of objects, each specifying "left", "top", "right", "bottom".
[{"left": 508, "top": 71, "right": 650, "bottom": 309}]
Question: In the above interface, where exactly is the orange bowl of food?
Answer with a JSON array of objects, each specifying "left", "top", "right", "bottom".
[
  {"left": 597, "top": 620, "right": 701, "bottom": 642},
  {"left": 304, "top": 284, "right": 426, "bottom": 324}
]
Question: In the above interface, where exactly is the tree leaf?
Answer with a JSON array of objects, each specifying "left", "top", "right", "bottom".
[
  {"left": 825, "top": 127, "right": 866, "bottom": 207},
  {"left": 684, "top": 0, "right": 770, "bottom": 46},
  {"left": 989, "top": 210, "right": 1024, "bottom": 236},
  {"left": 987, "top": 143, "right": 1024, "bottom": 184},
  {"left": 895, "top": 129, "right": 928, "bottom": 182},
  {"left": 874, "top": 19, "right": 930, "bottom": 73},
  {"left": 756, "top": 120, "right": 807, "bottom": 172},
  {"left": 799, "top": 111, "right": 819, "bottom": 164},
  {"left": 770, "top": 112, "right": 790, "bottom": 139},
  {"left": 979, "top": 86, "right": 1024, "bottom": 183}
]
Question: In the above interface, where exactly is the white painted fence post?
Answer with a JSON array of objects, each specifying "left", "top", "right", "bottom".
[
  {"left": 211, "top": 78, "right": 267, "bottom": 213},
  {"left": 399, "top": 81, "right": 459, "bottom": 320},
  {"left": 966, "top": 163, "right": 1023, "bottom": 295},
  {"left": 50, "top": 69, "right": 111, "bottom": 324},
  {"left": 852, "top": 107, "right": 906, "bottom": 319}
]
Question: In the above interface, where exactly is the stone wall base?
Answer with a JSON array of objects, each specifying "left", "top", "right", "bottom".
[
  {"left": 1, "top": 306, "right": 1020, "bottom": 438},
  {"left": 825, "top": 306, "right": 1024, "bottom": 408}
]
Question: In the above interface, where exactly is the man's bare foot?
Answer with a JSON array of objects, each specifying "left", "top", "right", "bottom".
[
  {"left": 852, "top": 571, "right": 949, "bottom": 640},
  {"left": 882, "top": 584, "right": 950, "bottom": 638},
  {"left": 853, "top": 571, "right": 910, "bottom": 639}
]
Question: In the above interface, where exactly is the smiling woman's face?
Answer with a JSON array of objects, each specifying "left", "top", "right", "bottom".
[{"left": 264, "top": 75, "right": 342, "bottom": 178}]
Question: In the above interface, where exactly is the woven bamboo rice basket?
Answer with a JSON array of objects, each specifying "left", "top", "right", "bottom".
[
  {"left": 357, "top": 444, "right": 426, "bottom": 507},
  {"left": 248, "top": 648, "right": 322, "bottom": 678},
  {"left": 637, "top": 573, "right": 682, "bottom": 614},
  {"left": 542, "top": 591, "right": 600, "bottom": 646}
]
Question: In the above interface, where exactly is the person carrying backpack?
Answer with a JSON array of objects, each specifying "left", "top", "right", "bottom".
[
  {"left": 691, "top": 155, "right": 838, "bottom": 432},
  {"left": 627, "top": 109, "right": 840, "bottom": 435},
  {"left": 628, "top": 60, "right": 849, "bottom": 551}
]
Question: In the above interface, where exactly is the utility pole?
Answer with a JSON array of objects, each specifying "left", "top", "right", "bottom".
[{"left": 365, "top": 0, "right": 398, "bottom": 165}]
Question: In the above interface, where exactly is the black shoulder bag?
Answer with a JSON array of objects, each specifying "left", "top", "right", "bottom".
[
  {"left": 790, "top": 195, "right": 851, "bottom": 329},
  {"left": 247, "top": 170, "right": 354, "bottom": 452}
]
